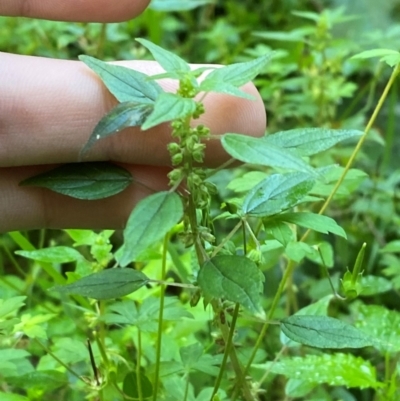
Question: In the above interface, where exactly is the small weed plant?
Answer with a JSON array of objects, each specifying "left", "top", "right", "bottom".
[{"left": 3, "top": 5, "right": 400, "bottom": 401}]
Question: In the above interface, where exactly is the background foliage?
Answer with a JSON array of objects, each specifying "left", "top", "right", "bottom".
[{"left": 2, "top": 0, "right": 400, "bottom": 400}]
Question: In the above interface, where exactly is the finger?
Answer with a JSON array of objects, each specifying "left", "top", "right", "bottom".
[
  {"left": 0, "top": 53, "right": 266, "bottom": 168},
  {"left": 0, "top": 0, "right": 150, "bottom": 22},
  {"left": 0, "top": 164, "right": 171, "bottom": 232}
]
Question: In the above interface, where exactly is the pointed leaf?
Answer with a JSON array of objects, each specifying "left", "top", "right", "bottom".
[
  {"left": 149, "top": 0, "right": 213, "bottom": 11},
  {"left": 263, "top": 128, "right": 363, "bottom": 156},
  {"left": 81, "top": 102, "right": 152, "bottom": 155},
  {"left": 281, "top": 315, "right": 374, "bottom": 349},
  {"left": 120, "top": 192, "right": 183, "bottom": 266},
  {"left": 79, "top": 55, "right": 162, "bottom": 104},
  {"left": 242, "top": 172, "right": 315, "bottom": 216},
  {"left": 259, "top": 353, "right": 380, "bottom": 389},
  {"left": 221, "top": 134, "right": 316, "bottom": 175},
  {"left": 200, "top": 53, "right": 272, "bottom": 88},
  {"left": 136, "top": 38, "right": 190, "bottom": 73},
  {"left": 197, "top": 255, "right": 264, "bottom": 314},
  {"left": 142, "top": 92, "right": 197, "bottom": 130},
  {"left": 276, "top": 212, "right": 347, "bottom": 238},
  {"left": 15, "top": 246, "right": 82, "bottom": 264},
  {"left": 20, "top": 162, "right": 133, "bottom": 200},
  {"left": 53, "top": 268, "right": 149, "bottom": 300},
  {"left": 198, "top": 80, "right": 255, "bottom": 99}
]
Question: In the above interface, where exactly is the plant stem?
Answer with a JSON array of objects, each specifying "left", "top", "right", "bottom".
[
  {"left": 210, "top": 303, "right": 240, "bottom": 401},
  {"left": 137, "top": 328, "right": 143, "bottom": 401},
  {"left": 317, "top": 64, "right": 400, "bottom": 218},
  {"left": 152, "top": 233, "right": 169, "bottom": 401},
  {"left": 35, "top": 339, "right": 85, "bottom": 383}
]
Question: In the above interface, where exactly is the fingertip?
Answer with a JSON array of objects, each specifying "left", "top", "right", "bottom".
[{"left": 0, "top": 0, "right": 151, "bottom": 22}]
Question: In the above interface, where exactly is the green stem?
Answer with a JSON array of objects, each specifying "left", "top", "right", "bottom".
[
  {"left": 152, "top": 233, "right": 169, "bottom": 401},
  {"left": 317, "top": 63, "right": 400, "bottom": 218},
  {"left": 137, "top": 328, "right": 143, "bottom": 401},
  {"left": 210, "top": 303, "right": 240, "bottom": 401},
  {"left": 35, "top": 339, "right": 85, "bottom": 383},
  {"left": 97, "top": 23, "right": 107, "bottom": 59},
  {"left": 232, "top": 259, "right": 295, "bottom": 400}
]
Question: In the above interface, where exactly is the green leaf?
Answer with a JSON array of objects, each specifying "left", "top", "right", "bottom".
[
  {"left": 52, "top": 268, "right": 149, "bottom": 300},
  {"left": 281, "top": 315, "right": 374, "bottom": 349},
  {"left": 265, "top": 221, "right": 294, "bottom": 246},
  {"left": 79, "top": 55, "right": 162, "bottom": 104},
  {"left": 20, "top": 162, "right": 133, "bottom": 200},
  {"left": 123, "top": 371, "right": 153, "bottom": 399},
  {"left": 242, "top": 172, "right": 315, "bottom": 217},
  {"left": 352, "top": 303, "right": 400, "bottom": 354},
  {"left": 352, "top": 48, "right": 400, "bottom": 67},
  {"left": 380, "top": 240, "right": 400, "bottom": 253},
  {"left": 136, "top": 38, "right": 190, "bottom": 73},
  {"left": 120, "top": 192, "right": 183, "bottom": 266},
  {"left": 81, "top": 102, "right": 152, "bottom": 155},
  {"left": 281, "top": 295, "right": 333, "bottom": 347},
  {"left": 359, "top": 275, "right": 392, "bottom": 296},
  {"left": 197, "top": 255, "right": 264, "bottom": 314},
  {"left": 198, "top": 80, "right": 255, "bottom": 99},
  {"left": 200, "top": 53, "right": 272, "bottom": 88},
  {"left": 258, "top": 353, "right": 380, "bottom": 389},
  {"left": 221, "top": 134, "right": 316, "bottom": 175},
  {"left": 149, "top": 0, "right": 212, "bottom": 11},
  {"left": 102, "top": 297, "right": 193, "bottom": 332},
  {"left": 15, "top": 246, "right": 82, "bottom": 264},
  {"left": 0, "top": 297, "right": 26, "bottom": 319},
  {"left": 142, "top": 92, "right": 197, "bottom": 130},
  {"left": 7, "top": 371, "right": 67, "bottom": 393},
  {"left": 263, "top": 128, "right": 363, "bottom": 157},
  {"left": 276, "top": 212, "right": 347, "bottom": 239},
  {"left": 0, "top": 393, "right": 30, "bottom": 401}
]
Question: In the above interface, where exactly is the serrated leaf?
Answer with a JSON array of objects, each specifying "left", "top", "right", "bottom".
[
  {"left": 258, "top": 353, "right": 380, "bottom": 389},
  {"left": 142, "top": 92, "right": 197, "bottom": 130},
  {"left": 197, "top": 255, "right": 264, "bottom": 314},
  {"left": 242, "top": 172, "right": 315, "bottom": 217},
  {"left": 136, "top": 38, "right": 190, "bottom": 73},
  {"left": 263, "top": 128, "right": 363, "bottom": 157},
  {"left": 20, "top": 162, "right": 133, "bottom": 200},
  {"left": 352, "top": 49, "right": 400, "bottom": 67},
  {"left": 15, "top": 246, "right": 82, "bottom": 264},
  {"left": 79, "top": 55, "right": 162, "bottom": 104},
  {"left": 221, "top": 134, "right": 316, "bottom": 175},
  {"left": 120, "top": 192, "right": 183, "bottom": 266},
  {"left": 149, "top": 0, "right": 212, "bottom": 11},
  {"left": 276, "top": 212, "right": 347, "bottom": 239},
  {"left": 81, "top": 102, "right": 152, "bottom": 155},
  {"left": 281, "top": 315, "right": 373, "bottom": 349},
  {"left": 200, "top": 53, "right": 272, "bottom": 88},
  {"left": 52, "top": 268, "right": 149, "bottom": 300}
]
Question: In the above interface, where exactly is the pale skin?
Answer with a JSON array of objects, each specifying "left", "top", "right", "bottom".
[{"left": 0, "top": 0, "right": 266, "bottom": 232}]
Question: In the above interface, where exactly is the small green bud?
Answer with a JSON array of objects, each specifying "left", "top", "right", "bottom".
[
  {"left": 168, "top": 168, "right": 183, "bottom": 184},
  {"left": 204, "top": 181, "right": 217, "bottom": 195},
  {"left": 247, "top": 249, "right": 262, "bottom": 264},
  {"left": 167, "top": 142, "right": 181, "bottom": 155},
  {"left": 171, "top": 153, "right": 183, "bottom": 166}
]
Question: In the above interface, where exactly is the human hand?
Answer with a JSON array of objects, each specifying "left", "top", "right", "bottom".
[{"left": 0, "top": 0, "right": 266, "bottom": 232}]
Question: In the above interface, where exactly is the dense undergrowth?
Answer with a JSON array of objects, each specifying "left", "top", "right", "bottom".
[{"left": 2, "top": 1, "right": 400, "bottom": 400}]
